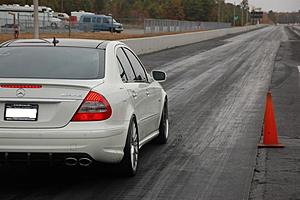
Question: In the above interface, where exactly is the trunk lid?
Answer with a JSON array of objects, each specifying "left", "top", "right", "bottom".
[{"left": 0, "top": 79, "right": 103, "bottom": 128}]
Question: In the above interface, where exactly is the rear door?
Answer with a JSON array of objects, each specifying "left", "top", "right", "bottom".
[
  {"left": 116, "top": 48, "right": 148, "bottom": 140},
  {"left": 95, "top": 17, "right": 102, "bottom": 31},
  {"left": 81, "top": 16, "right": 92, "bottom": 31},
  {"left": 122, "top": 48, "right": 160, "bottom": 138},
  {"left": 102, "top": 17, "right": 111, "bottom": 31}
]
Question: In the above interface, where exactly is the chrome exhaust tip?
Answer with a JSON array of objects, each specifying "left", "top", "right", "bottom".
[
  {"left": 78, "top": 158, "right": 92, "bottom": 167},
  {"left": 65, "top": 157, "right": 78, "bottom": 166}
]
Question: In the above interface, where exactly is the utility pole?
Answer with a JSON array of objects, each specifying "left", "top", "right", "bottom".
[
  {"left": 218, "top": 0, "right": 221, "bottom": 23},
  {"left": 246, "top": 8, "right": 249, "bottom": 25},
  {"left": 233, "top": 1, "right": 236, "bottom": 27},
  {"left": 241, "top": 8, "right": 244, "bottom": 26},
  {"left": 33, "top": 0, "right": 39, "bottom": 39}
]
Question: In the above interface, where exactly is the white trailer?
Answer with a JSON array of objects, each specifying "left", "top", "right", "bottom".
[
  {"left": 71, "top": 11, "right": 94, "bottom": 22},
  {"left": 0, "top": 4, "right": 62, "bottom": 30}
]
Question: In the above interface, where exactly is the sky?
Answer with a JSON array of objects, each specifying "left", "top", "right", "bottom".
[{"left": 225, "top": 0, "right": 300, "bottom": 12}]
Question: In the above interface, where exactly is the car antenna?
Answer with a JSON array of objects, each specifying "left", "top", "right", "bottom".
[{"left": 52, "top": 37, "right": 59, "bottom": 46}]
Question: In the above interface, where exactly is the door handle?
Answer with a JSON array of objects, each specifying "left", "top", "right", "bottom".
[
  {"left": 132, "top": 90, "right": 138, "bottom": 98},
  {"left": 146, "top": 90, "right": 150, "bottom": 96}
]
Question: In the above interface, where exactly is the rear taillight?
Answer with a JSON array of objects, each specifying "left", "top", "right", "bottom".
[{"left": 72, "top": 91, "right": 112, "bottom": 121}]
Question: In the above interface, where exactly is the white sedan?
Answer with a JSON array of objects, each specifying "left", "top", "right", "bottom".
[{"left": 0, "top": 39, "right": 168, "bottom": 176}]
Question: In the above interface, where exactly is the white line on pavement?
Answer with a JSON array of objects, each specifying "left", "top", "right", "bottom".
[{"left": 298, "top": 66, "right": 300, "bottom": 73}]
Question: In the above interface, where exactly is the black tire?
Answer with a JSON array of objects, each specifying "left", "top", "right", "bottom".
[
  {"left": 120, "top": 117, "right": 139, "bottom": 176},
  {"left": 155, "top": 101, "right": 169, "bottom": 144}
]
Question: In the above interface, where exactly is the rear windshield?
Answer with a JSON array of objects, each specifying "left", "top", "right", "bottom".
[{"left": 0, "top": 47, "right": 105, "bottom": 79}]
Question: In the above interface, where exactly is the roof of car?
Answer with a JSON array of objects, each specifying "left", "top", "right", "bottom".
[{"left": 0, "top": 38, "right": 109, "bottom": 49}]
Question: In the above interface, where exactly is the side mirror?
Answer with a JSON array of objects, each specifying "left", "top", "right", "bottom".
[{"left": 152, "top": 70, "right": 167, "bottom": 82}]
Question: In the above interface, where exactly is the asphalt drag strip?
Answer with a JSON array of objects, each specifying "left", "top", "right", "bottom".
[{"left": 0, "top": 25, "right": 290, "bottom": 200}]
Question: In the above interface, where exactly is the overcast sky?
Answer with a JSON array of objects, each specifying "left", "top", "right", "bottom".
[{"left": 225, "top": 0, "right": 300, "bottom": 12}]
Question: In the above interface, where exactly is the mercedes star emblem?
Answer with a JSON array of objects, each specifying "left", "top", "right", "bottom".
[{"left": 16, "top": 88, "right": 26, "bottom": 98}]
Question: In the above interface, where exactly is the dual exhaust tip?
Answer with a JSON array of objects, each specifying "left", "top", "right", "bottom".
[{"left": 65, "top": 157, "right": 92, "bottom": 167}]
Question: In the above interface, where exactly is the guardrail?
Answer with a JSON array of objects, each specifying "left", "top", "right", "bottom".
[
  {"left": 144, "top": 19, "right": 231, "bottom": 33},
  {"left": 122, "top": 25, "right": 268, "bottom": 55}
]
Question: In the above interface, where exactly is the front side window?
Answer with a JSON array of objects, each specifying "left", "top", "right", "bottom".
[{"left": 0, "top": 47, "right": 105, "bottom": 79}]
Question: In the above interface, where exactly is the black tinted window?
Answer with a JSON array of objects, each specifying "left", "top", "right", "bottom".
[
  {"left": 117, "top": 57, "right": 128, "bottom": 82},
  {"left": 116, "top": 48, "right": 135, "bottom": 82},
  {"left": 123, "top": 48, "right": 147, "bottom": 82},
  {"left": 103, "top": 18, "right": 109, "bottom": 24},
  {"left": 97, "top": 17, "right": 102, "bottom": 23},
  {"left": 83, "top": 17, "right": 91, "bottom": 23},
  {"left": 0, "top": 47, "right": 105, "bottom": 79}
]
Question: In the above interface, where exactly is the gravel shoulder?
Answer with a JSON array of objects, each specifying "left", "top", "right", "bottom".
[{"left": 249, "top": 26, "right": 300, "bottom": 200}]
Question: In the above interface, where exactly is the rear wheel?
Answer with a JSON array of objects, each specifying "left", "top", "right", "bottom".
[
  {"left": 120, "top": 118, "right": 139, "bottom": 176},
  {"left": 155, "top": 101, "right": 169, "bottom": 144}
]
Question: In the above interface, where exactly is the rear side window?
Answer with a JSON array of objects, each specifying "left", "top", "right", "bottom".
[
  {"left": 117, "top": 58, "right": 128, "bottom": 82},
  {"left": 123, "top": 48, "right": 148, "bottom": 82},
  {"left": 83, "top": 17, "right": 91, "bottom": 23},
  {"left": 0, "top": 47, "right": 105, "bottom": 79},
  {"left": 116, "top": 48, "right": 135, "bottom": 82}
]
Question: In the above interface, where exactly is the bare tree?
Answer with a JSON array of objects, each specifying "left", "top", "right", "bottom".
[{"left": 240, "top": 0, "right": 249, "bottom": 26}]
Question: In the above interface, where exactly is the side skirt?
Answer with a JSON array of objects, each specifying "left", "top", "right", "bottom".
[{"left": 139, "top": 130, "right": 159, "bottom": 148}]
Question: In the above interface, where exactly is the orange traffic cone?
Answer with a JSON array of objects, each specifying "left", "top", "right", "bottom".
[{"left": 258, "top": 91, "right": 284, "bottom": 148}]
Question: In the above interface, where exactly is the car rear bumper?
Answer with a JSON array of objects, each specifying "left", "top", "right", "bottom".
[{"left": 0, "top": 123, "right": 128, "bottom": 164}]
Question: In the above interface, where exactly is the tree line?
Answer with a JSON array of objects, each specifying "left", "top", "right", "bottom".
[
  {"left": 0, "top": 0, "right": 252, "bottom": 24},
  {"left": 268, "top": 10, "right": 300, "bottom": 24}
]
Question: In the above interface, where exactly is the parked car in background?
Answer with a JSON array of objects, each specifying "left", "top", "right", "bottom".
[
  {"left": 79, "top": 14, "right": 124, "bottom": 33},
  {"left": 53, "top": 12, "right": 69, "bottom": 21},
  {"left": 0, "top": 39, "right": 168, "bottom": 176}
]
